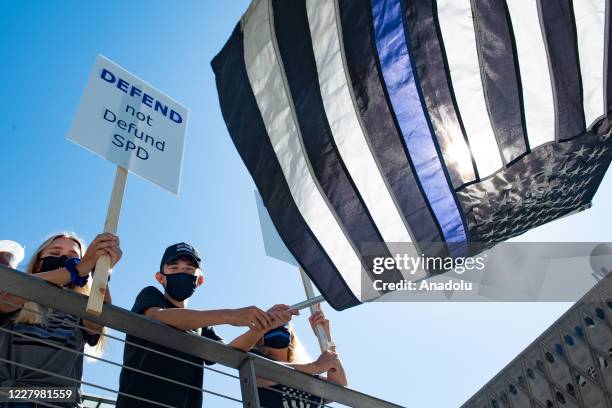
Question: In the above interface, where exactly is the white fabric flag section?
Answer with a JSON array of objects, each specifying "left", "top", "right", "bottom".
[
  {"left": 242, "top": 0, "right": 363, "bottom": 298},
  {"left": 506, "top": 0, "right": 556, "bottom": 149},
  {"left": 573, "top": 0, "right": 606, "bottom": 128},
  {"left": 436, "top": 0, "right": 504, "bottom": 176}
]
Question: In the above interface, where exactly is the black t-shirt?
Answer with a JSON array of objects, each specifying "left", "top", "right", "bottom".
[
  {"left": 250, "top": 350, "right": 324, "bottom": 408},
  {"left": 116, "top": 286, "right": 222, "bottom": 408}
]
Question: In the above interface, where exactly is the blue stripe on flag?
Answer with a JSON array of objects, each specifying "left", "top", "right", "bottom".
[{"left": 371, "top": 0, "right": 467, "bottom": 255}]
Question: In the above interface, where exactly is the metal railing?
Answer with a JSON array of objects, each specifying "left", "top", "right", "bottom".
[
  {"left": 82, "top": 393, "right": 116, "bottom": 407},
  {"left": 0, "top": 265, "right": 403, "bottom": 408}
]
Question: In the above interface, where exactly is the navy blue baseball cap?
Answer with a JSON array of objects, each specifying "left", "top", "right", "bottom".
[{"left": 160, "top": 242, "right": 201, "bottom": 271}]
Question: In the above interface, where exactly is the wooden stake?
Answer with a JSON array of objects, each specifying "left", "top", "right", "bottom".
[
  {"left": 86, "top": 166, "right": 128, "bottom": 315},
  {"left": 299, "top": 268, "right": 329, "bottom": 352}
]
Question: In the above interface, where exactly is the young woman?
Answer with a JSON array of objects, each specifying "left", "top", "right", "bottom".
[
  {"left": 0, "top": 232, "right": 121, "bottom": 408},
  {"left": 254, "top": 305, "right": 348, "bottom": 407}
]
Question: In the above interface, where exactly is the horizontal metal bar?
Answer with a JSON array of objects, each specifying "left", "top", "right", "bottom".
[
  {"left": 82, "top": 393, "right": 116, "bottom": 404},
  {"left": 289, "top": 295, "right": 325, "bottom": 311},
  {"left": 0, "top": 265, "right": 403, "bottom": 408}
]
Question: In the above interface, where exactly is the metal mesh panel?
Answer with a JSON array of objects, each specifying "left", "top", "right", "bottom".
[{"left": 463, "top": 274, "right": 612, "bottom": 408}]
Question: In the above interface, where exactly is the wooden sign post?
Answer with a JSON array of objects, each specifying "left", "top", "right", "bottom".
[{"left": 86, "top": 166, "right": 128, "bottom": 315}]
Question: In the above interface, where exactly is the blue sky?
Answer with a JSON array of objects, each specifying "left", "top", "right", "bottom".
[{"left": 1, "top": 1, "right": 610, "bottom": 407}]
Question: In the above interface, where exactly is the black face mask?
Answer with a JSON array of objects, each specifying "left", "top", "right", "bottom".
[
  {"left": 263, "top": 324, "right": 291, "bottom": 349},
  {"left": 37, "top": 255, "right": 69, "bottom": 274},
  {"left": 161, "top": 272, "right": 198, "bottom": 301}
]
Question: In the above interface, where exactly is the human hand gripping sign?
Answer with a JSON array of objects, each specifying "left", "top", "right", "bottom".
[{"left": 77, "top": 233, "right": 122, "bottom": 278}]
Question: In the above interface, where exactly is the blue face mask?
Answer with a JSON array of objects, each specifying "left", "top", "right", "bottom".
[
  {"left": 161, "top": 272, "right": 198, "bottom": 301},
  {"left": 263, "top": 324, "right": 291, "bottom": 349}
]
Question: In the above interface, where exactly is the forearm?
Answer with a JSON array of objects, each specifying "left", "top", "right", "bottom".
[
  {"left": 284, "top": 362, "right": 324, "bottom": 375},
  {"left": 0, "top": 268, "right": 80, "bottom": 312},
  {"left": 326, "top": 357, "right": 348, "bottom": 386},
  {"left": 147, "top": 308, "right": 231, "bottom": 331},
  {"left": 229, "top": 328, "right": 266, "bottom": 352},
  {"left": 0, "top": 292, "right": 26, "bottom": 313},
  {"left": 34, "top": 268, "right": 72, "bottom": 286}
]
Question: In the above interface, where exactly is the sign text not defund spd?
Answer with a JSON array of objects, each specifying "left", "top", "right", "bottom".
[{"left": 67, "top": 55, "right": 188, "bottom": 195}]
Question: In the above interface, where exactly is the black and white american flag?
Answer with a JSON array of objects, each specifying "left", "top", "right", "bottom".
[{"left": 212, "top": 0, "right": 612, "bottom": 310}]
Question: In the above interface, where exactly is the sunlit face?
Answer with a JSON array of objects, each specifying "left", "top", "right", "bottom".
[
  {"left": 40, "top": 237, "right": 81, "bottom": 259},
  {"left": 156, "top": 257, "right": 204, "bottom": 288},
  {"left": 162, "top": 259, "right": 199, "bottom": 275}
]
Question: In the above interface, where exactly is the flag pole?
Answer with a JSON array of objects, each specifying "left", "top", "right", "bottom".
[
  {"left": 289, "top": 295, "right": 324, "bottom": 311},
  {"left": 86, "top": 165, "right": 128, "bottom": 315},
  {"left": 299, "top": 268, "right": 329, "bottom": 352}
]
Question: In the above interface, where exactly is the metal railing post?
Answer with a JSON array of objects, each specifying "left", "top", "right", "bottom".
[{"left": 239, "top": 357, "right": 261, "bottom": 408}]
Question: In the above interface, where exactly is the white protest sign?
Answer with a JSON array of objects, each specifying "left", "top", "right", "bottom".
[{"left": 67, "top": 54, "right": 188, "bottom": 195}]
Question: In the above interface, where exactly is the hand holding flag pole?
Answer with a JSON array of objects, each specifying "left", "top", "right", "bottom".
[{"left": 299, "top": 268, "right": 329, "bottom": 352}]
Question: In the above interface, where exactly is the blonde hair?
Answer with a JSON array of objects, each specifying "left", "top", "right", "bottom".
[
  {"left": 287, "top": 325, "right": 311, "bottom": 364},
  {"left": 14, "top": 233, "right": 106, "bottom": 356}
]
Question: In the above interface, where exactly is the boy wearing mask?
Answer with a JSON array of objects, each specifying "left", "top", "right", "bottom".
[{"left": 116, "top": 242, "right": 295, "bottom": 408}]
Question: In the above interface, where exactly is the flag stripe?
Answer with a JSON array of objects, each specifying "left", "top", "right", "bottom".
[
  {"left": 213, "top": 0, "right": 612, "bottom": 310},
  {"left": 303, "top": 0, "right": 415, "bottom": 247},
  {"left": 573, "top": 0, "right": 606, "bottom": 127},
  {"left": 211, "top": 24, "right": 359, "bottom": 310},
  {"left": 436, "top": 0, "right": 504, "bottom": 176},
  {"left": 337, "top": 0, "right": 448, "bottom": 258},
  {"left": 505, "top": 0, "right": 555, "bottom": 149},
  {"left": 470, "top": 0, "right": 529, "bottom": 163},
  {"left": 241, "top": 0, "right": 363, "bottom": 299},
  {"left": 271, "top": 0, "right": 405, "bottom": 284},
  {"left": 403, "top": 0, "right": 478, "bottom": 188},
  {"left": 537, "top": 0, "right": 586, "bottom": 140},
  {"left": 607, "top": 0, "right": 612, "bottom": 113},
  {"left": 371, "top": 0, "right": 467, "bottom": 254}
]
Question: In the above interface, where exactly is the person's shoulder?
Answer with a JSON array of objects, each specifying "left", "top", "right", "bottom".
[
  {"left": 132, "top": 286, "right": 166, "bottom": 314},
  {"left": 138, "top": 286, "right": 162, "bottom": 297},
  {"left": 135, "top": 285, "right": 166, "bottom": 302}
]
